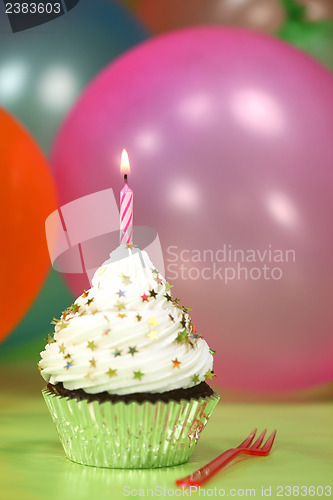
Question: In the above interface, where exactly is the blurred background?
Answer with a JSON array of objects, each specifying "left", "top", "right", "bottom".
[{"left": 1, "top": 0, "right": 333, "bottom": 403}]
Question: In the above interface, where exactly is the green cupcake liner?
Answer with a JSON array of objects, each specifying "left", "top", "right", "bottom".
[{"left": 42, "top": 388, "right": 220, "bottom": 469}]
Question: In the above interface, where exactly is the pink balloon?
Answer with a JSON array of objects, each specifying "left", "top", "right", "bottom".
[{"left": 52, "top": 28, "right": 333, "bottom": 393}]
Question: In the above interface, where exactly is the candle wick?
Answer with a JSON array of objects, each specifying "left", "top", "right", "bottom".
[{"left": 124, "top": 174, "right": 128, "bottom": 183}]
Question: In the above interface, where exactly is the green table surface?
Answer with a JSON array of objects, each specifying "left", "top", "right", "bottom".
[{"left": 0, "top": 393, "right": 332, "bottom": 500}]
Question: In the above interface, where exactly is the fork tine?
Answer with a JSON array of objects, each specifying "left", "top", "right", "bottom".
[
  {"left": 250, "top": 429, "right": 267, "bottom": 450},
  {"left": 261, "top": 430, "right": 277, "bottom": 452},
  {"left": 239, "top": 428, "right": 257, "bottom": 448}
]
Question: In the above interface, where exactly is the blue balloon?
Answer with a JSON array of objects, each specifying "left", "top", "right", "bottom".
[{"left": 0, "top": 0, "right": 149, "bottom": 152}]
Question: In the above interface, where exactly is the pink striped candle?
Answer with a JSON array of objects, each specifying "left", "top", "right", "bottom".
[{"left": 120, "top": 149, "right": 133, "bottom": 245}]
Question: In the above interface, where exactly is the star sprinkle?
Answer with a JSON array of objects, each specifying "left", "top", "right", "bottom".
[
  {"left": 116, "top": 289, "right": 126, "bottom": 298},
  {"left": 65, "top": 362, "right": 72, "bottom": 370},
  {"left": 103, "top": 328, "right": 111, "bottom": 336},
  {"left": 175, "top": 329, "right": 187, "bottom": 344},
  {"left": 180, "top": 316, "right": 187, "bottom": 328},
  {"left": 58, "top": 343, "right": 66, "bottom": 354},
  {"left": 64, "top": 353, "right": 72, "bottom": 360},
  {"left": 112, "top": 349, "right": 122, "bottom": 357},
  {"left": 86, "top": 298, "right": 94, "bottom": 306},
  {"left": 141, "top": 293, "right": 149, "bottom": 302},
  {"left": 172, "top": 358, "right": 181, "bottom": 369},
  {"left": 115, "top": 301, "right": 126, "bottom": 311},
  {"left": 62, "top": 309, "right": 70, "bottom": 320},
  {"left": 128, "top": 346, "right": 138, "bottom": 356},
  {"left": 151, "top": 268, "right": 159, "bottom": 275},
  {"left": 106, "top": 368, "right": 117, "bottom": 378},
  {"left": 136, "top": 314, "right": 142, "bottom": 322},
  {"left": 133, "top": 370, "right": 144, "bottom": 380},
  {"left": 164, "top": 293, "right": 172, "bottom": 302},
  {"left": 89, "top": 358, "right": 97, "bottom": 368},
  {"left": 87, "top": 340, "right": 96, "bottom": 351},
  {"left": 148, "top": 317, "right": 159, "bottom": 327},
  {"left": 71, "top": 303, "right": 80, "bottom": 314},
  {"left": 173, "top": 298, "right": 180, "bottom": 305},
  {"left": 120, "top": 273, "right": 132, "bottom": 286},
  {"left": 190, "top": 333, "right": 200, "bottom": 340},
  {"left": 96, "top": 266, "right": 106, "bottom": 277},
  {"left": 46, "top": 334, "right": 55, "bottom": 344},
  {"left": 165, "top": 282, "right": 173, "bottom": 292},
  {"left": 51, "top": 317, "right": 60, "bottom": 325},
  {"left": 57, "top": 321, "right": 68, "bottom": 331},
  {"left": 149, "top": 289, "right": 157, "bottom": 299},
  {"left": 205, "top": 370, "right": 216, "bottom": 381},
  {"left": 118, "top": 313, "right": 126, "bottom": 319},
  {"left": 82, "top": 290, "right": 89, "bottom": 298},
  {"left": 192, "top": 374, "right": 200, "bottom": 384},
  {"left": 147, "top": 329, "right": 158, "bottom": 341},
  {"left": 154, "top": 276, "right": 163, "bottom": 284},
  {"left": 126, "top": 243, "right": 137, "bottom": 250}
]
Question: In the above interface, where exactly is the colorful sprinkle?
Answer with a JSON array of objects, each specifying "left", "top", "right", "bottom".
[
  {"left": 175, "top": 329, "right": 187, "bottom": 344},
  {"left": 96, "top": 266, "right": 106, "bottom": 277},
  {"left": 106, "top": 368, "right": 117, "bottom": 377},
  {"left": 120, "top": 273, "right": 132, "bottom": 286},
  {"left": 149, "top": 289, "right": 157, "bottom": 299},
  {"left": 46, "top": 334, "right": 55, "bottom": 344},
  {"left": 205, "top": 370, "right": 216, "bottom": 381},
  {"left": 133, "top": 370, "right": 144, "bottom": 380},
  {"left": 148, "top": 317, "right": 159, "bottom": 327},
  {"left": 58, "top": 343, "right": 66, "bottom": 354},
  {"left": 87, "top": 340, "right": 96, "bottom": 351},
  {"left": 115, "top": 301, "right": 126, "bottom": 311},
  {"left": 172, "top": 358, "right": 181, "bottom": 369},
  {"left": 147, "top": 329, "right": 158, "bottom": 341}
]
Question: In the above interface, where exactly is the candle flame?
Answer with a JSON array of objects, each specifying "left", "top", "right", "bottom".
[{"left": 120, "top": 149, "right": 130, "bottom": 175}]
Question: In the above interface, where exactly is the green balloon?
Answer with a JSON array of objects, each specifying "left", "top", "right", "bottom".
[
  {"left": 0, "top": 270, "right": 73, "bottom": 355},
  {"left": 278, "top": 0, "right": 333, "bottom": 71}
]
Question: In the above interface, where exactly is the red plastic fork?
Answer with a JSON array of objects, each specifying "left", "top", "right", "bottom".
[{"left": 176, "top": 428, "right": 277, "bottom": 487}]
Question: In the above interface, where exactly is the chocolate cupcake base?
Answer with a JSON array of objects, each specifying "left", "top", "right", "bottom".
[
  {"left": 43, "top": 385, "right": 220, "bottom": 469},
  {"left": 47, "top": 381, "right": 214, "bottom": 404}
]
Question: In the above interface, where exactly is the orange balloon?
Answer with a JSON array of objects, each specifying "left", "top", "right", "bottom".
[
  {"left": 134, "top": 0, "right": 285, "bottom": 35},
  {"left": 0, "top": 108, "right": 57, "bottom": 343},
  {"left": 300, "top": 0, "right": 333, "bottom": 21}
]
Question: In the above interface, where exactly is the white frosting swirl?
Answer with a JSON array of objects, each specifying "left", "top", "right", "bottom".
[{"left": 39, "top": 246, "right": 214, "bottom": 395}]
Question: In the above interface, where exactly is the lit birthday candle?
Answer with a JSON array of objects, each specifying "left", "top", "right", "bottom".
[{"left": 120, "top": 149, "right": 133, "bottom": 245}]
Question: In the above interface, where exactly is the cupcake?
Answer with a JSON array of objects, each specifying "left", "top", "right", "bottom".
[{"left": 39, "top": 245, "right": 219, "bottom": 468}]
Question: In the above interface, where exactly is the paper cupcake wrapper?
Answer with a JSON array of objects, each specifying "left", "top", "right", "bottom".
[{"left": 42, "top": 388, "right": 220, "bottom": 469}]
